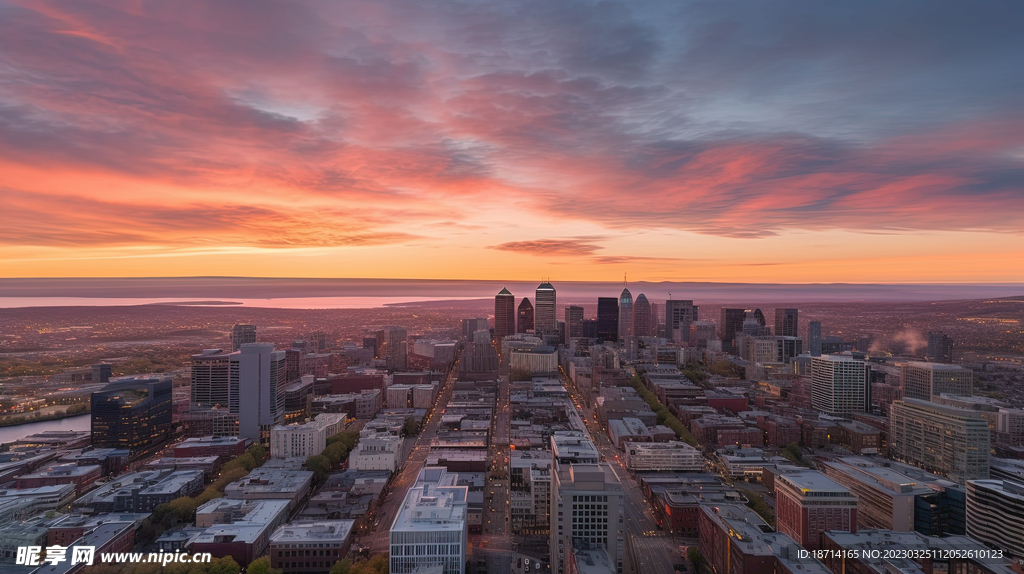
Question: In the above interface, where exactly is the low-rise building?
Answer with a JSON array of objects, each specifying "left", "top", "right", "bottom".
[
  {"left": 174, "top": 436, "right": 251, "bottom": 460},
  {"left": 623, "top": 442, "right": 702, "bottom": 472},
  {"left": 349, "top": 434, "right": 406, "bottom": 472},
  {"left": 389, "top": 467, "right": 468, "bottom": 574},
  {"left": 698, "top": 504, "right": 832, "bottom": 574},
  {"left": 269, "top": 520, "right": 356, "bottom": 574},
  {"left": 270, "top": 413, "right": 346, "bottom": 460},
  {"left": 821, "top": 529, "right": 1019, "bottom": 574},
  {"left": 191, "top": 498, "right": 291, "bottom": 566},
  {"left": 775, "top": 470, "right": 857, "bottom": 550},
  {"left": 223, "top": 468, "right": 314, "bottom": 511},
  {"left": 14, "top": 464, "right": 101, "bottom": 495}
]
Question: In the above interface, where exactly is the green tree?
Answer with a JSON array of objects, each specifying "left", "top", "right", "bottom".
[
  {"left": 687, "top": 547, "right": 706, "bottom": 574},
  {"left": 166, "top": 496, "right": 199, "bottom": 523},
  {"left": 205, "top": 556, "right": 241, "bottom": 574},
  {"left": 348, "top": 555, "right": 388, "bottom": 574},
  {"left": 247, "top": 557, "right": 280, "bottom": 574},
  {"left": 330, "top": 559, "right": 352, "bottom": 574},
  {"left": 306, "top": 454, "right": 331, "bottom": 483},
  {"left": 402, "top": 416, "right": 419, "bottom": 437}
]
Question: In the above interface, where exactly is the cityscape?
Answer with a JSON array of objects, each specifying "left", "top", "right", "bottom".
[
  {"left": 1, "top": 0, "right": 1024, "bottom": 573},
  {"left": 0, "top": 281, "right": 1022, "bottom": 574}
]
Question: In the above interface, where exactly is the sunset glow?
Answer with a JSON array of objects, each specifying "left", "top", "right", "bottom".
[{"left": 2, "top": 0, "right": 1023, "bottom": 282}]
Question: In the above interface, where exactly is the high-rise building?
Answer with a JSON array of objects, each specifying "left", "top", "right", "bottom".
[
  {"left": 230, "top": 324, "right": 257, "bottom": 352},
  {"left": 775, "top": 308, "right": 799, "bottom": 338},
  {"left": 752, "top": 308, "right": 767, "bottom": 327},
  {"left": 565, "top": 305, "right": 584, "bottom": 339},
  {"left": 596, "top": 297, "right": 619, "bottom": 342},
  {"left": 518, "top": 298, "right": 535, "bottom": 333},
  {"left": 927, "top": 331, "right": 955, "bottom": 363},
  {"left": 191, "top": 349, "right": 233, "bottom": 411},
  {"left": 495, "top": 288, "right": 516, "bottom": 338},
  {"left": 233, "top": 343, "right": 288, "bottom": 444},
  {"left": 549, "top": 433, "right": 623, "bottom": 574},
  {"left": 390, "top": 467, "right": 468, "bottom": 574},
  {"left": 889, "top": 398, "right": 990, "bottom": 482},
  {"left": 91, "top": 375, "right": 172, "bottom": 457},
  {"left": 91, "top": 364, "right": 112, "bottom": 384},
  {"left": 617, "top": 288, "right": 633, "bottom": 342},
  {"left": 382, "top": 327, "right": 408, "bottom": 371},
  {"left": 719, "top": 308, "right": 746, "bottom": 353},
  {"left": 966, "top": 479, "right": 1024, "bottom": 559},
  {"left": 900, "top": 362, "right": 973, "bottom": 401},
  {"left": 809, "top": 321, "right": 822, "bottom": 356},
  {"left": 632, "top": 294, "right": 652, "bottom": 337},
  {"left": 535, "top": 282, "right": 557, "bottom": 336},
  {"left": 665, "top": 300, "right": 697, "bottom": 343},
  {"left": 811, "top": 355, "right": 871, "bottom": 416},
  {"left": 461, "top": 318, "right": 489, "bottom": 341},
  {"left": 775, "top": 471, "right": 857, "bottom": 550}
]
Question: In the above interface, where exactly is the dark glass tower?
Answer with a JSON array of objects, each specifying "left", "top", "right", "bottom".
[
  {"left": 91, "top": 375, "right": 172, "bottom": 458},
  {"left": 517, "top": 298, "right": 534, "bottom": 333},
  {"left": 633, "top": 294, "right": 652, "bottom": 337},
  {"left": 775, "top": 308, "right": 799, "bottom": 338},
  {"left": 597, "top": 297, "right": 619, "bottom": 341},
  {"left": 495, "top": 288, "right": 516, "bottom": 337}
]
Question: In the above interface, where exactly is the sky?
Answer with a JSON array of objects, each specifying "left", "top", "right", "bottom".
[{"left": 1, "top": 0, "right": 1023, "bottom": 283}]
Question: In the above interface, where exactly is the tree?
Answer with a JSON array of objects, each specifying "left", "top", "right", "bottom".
[
  {"left": 166, "top": 496, "right": 199, "bottom": 523},
  {"left": 306, "top": 454, "right": 331, "bottom": 483},
  {"left": 687, "top": 547, "right": 706, "bottom": 574},
  {"left": 247, "top": 557, "right": 281, "bottom": 574},
  {"left": 205, "top": 556, "right": 241, "bottom": 574},
  {"left": 402, "top": 416, "right": 419, "bottom": 437},
  {"left": 330, "top": 559, "right": 352, "bottom": 574},
  {"left": 347, "top": 555, "right": 388, "bottom": 574}
]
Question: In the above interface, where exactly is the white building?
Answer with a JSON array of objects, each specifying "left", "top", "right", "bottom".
[
  {"left": 387, "top": 385, "right": 414, "bottom": 408},
  {"left": 889, "top": 398, "right": 990, "bottom": 482},
  {"left": 350, "top": 433, "right": 406, "bottom": 472},
  {"left": 412, "top": 384, "right": 439, "bottom": 409},
  {"left": 510, "top": 347, "right": 559, "bottom": 374},
  {"left": 966, "top": 479, "right": 1024, "bottom": 559},
  {"left": 900, "top": 362, "right": 973, "bottom": 401},
  {"left": 550, "top": 463, "right": 624, "bottom": 574},
  {"left": 269, "top": 413, "right": 346, "bottom": 460},
  {"left": 811, "top": 355, "right": 871, "bottom": 416},
  {"left": 389, "top": 467, "right": 468, "bottom": 574},
  {"left": 623, "top": 442, "right": 702, "bottom": 471},
  {"left": 234, "top": 344, "right": 289, "bottom": 443}
]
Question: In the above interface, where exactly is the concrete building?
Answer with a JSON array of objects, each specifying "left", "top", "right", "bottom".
[
  {"left": 510, "top": 346, "right": 558, "bottom": 375},
  {"left": 14, "top": 464, "right": 101, "bottom": 496},
  {"left": 535, "top": 282, "right": 557, "bottom": 337},
  {"left": 270, "top": 413, "right": 346, "bottom": 460},
  {"left": 889, "top": 398, "right": 990, "bottom": 481},
  {"left": 269, "top": 520, "right": 355, "bottom": 574},
  {"left": 966, "top": 479, "right": 1024, "bottom": 559},
  {"left": 808, "top": 321, "right": 822, "bottom": 356},
  {"left": 174, "top": 436, "right": 250, "bottom": 459},
  {"left": 510, "top": 451, "right": 551, "bottom": 532},
  {"left": 223, "top": 467, "right": 314, "bottom": 511},
  {"left": 622, "top": 442, "right": 702, "bottom": 471},
  {"left": 389, "top": 467, "right": 468, "bottom": 574},
  {"left": 774, "top": 308, "right": 798, "bottom": 338},
  {"left": 550, "top": 463, "right": 624, "bottom": 574},
  {"left": 383, "top": 327, "right": 409, "bottom": 371},
  {"left": 233, "top": 343, "right": 288, "bottom": 444},
  {"left": 775, "top": 471, "right": 858, "bottom": 550},
  {"left": 350, "top": 433, "right": 406, "bottom": 472},
  {"left": 900, "top": 361, "right": 973, "bottom": 401},
  {"left": 665, "top": 300, "right": 697, "bottom": 344},
  {"left": 231, "top": 324, "right": 257, "bottom": 351},
  {"left": 811, "top": 355, "right": 871, "bottom": 416},
  {"left": 698, "top": 504, "right": 832, "bottom": 574}
]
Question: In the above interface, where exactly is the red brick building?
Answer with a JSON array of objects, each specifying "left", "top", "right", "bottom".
[
  {"left": 174, "top": 436, "right": 251, "bottom": 459},
  {"left": 775, "top": 471, "right": 857, "bottom": 550}
]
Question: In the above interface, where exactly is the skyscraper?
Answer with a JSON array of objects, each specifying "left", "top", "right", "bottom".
[
  {"left": 927, "top": 331, "right": 955, "bottom": 363},
  {"left": 565, "top": 305, "right": 584, "bottom": 339},
  {"left": 633, "top": 294, "right": 652, "bottom": 337},
  {"left": 535, "top": 282, "right": 557, "bottom": 336},
  {"left": 230, "top": 324, "right": 257, "bottom": 351},
  {"left": 811, "top": 355, "right": 871, "bottom": 416},
  {"left": 666, "top": 300, "right": 697, "bottom": 343},
  {"left": 775, "top": 308, "right": 799, "bottom": 338},
  {"left": 809, "top": 321, "right": 822, "bottom": 356},
  {"left": 233, "top": 343, "right": 288, "bottom": 444},
  {"left": 617, "top": 288, "right": 633, "bottom": 341},
  {"left": 518, "top": 298, "right": 534, "bottom": 333},
  {"left": 494, "top": 288, "right": 516, "bottom": 338},
  {"left": 191, "top": 349, "right": 233, "bottom": 410},
  {"left": 91, "top": 375, "right": 172, "bottom": 457},
  {"left": 596, "top": 297, "right": 618, "bottom": 341},
  {"left": 382, "top": 326, "right": 408, "bottom": 371},
  {"left": 719, "top": 308, "right": 746, "bottom": 353}
]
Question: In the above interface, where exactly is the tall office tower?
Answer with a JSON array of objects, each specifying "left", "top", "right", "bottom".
[
  {"left": 495, "top": 288, "right": 516, "bottom": 337},
  {"left": 775, "top": 471, "right": 857, "bottom": 550},
  {"left": 664, "top": 300, "right": 697, "bottom": 343},
  {"left": 518, "top": 298, "right": 535, "bottom": 333},
  {"left": 232, "top": 343, "right": 288, "bottom": 444},
  {"left": 900, "top": 362, "right": 973, "bottom": 401},
  {"left": 811, "top": 355, "right": 872, "bottom": 416},
  {"left": 596, "top": 297, "right": 619, "bottom": 341},
  {"left": 775, "top": 308, "right": 799, "bottom": 338},
  {"left": 632, "top": 294, "right": 652, "bottom": 337},
  {"left": 535, "top": 282, "right": 557, "bottom": 336},
  {"left": 617, "top": 288, "right": 633, "bottom": 341},
  {"left": 461, "top": 318, "right": 489, "bottom": 341},
  {"left": 889, "top": 398, "right": 990, "bottom": 481},
  {"left": 91, "top": 375, "right": 172, "bottom": 457},
  {"left": 927, "top": 331, "right": 955, "bottom": 363},
  {"left": 752, "top": 308, "right": 766, "bottom": 327},
  {"left": 550, "top": 433, "right": 624, "bottom": 574},
  {"left": 809, "top": 321, "right": 822, "bottom": 356},
  {"left": 719, "top": 308, "right": 746, "bottom": 353},
  {"left": 230, "top": 324, "right": 257, "bottom": 351},
  {"left": 191, "top": 349, "right": 233, "bottom": 410},
  {"left": 581, "top": 319, "right": 599, "bottom": 339},
  {"left": 565, "top": 305, "right": 585, "bottom": 339},
  {"left": 382, "top": 326, "right": 409, "bottom": 371},
  {"left": 91, "top": 364, "right": 112, "bottom": 384},
  {"left": 966, "top": 479, "right": 1024, "bottom": 559},
  {"left": 390, "top": 467, "right": 468, "bottom": 574}
]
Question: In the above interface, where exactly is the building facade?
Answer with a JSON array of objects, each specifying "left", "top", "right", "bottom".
[
  {"left": 811, "top": 355, "right": 871, "bottom": 416},
  {"left": 900, "top": 362, "right": 973, "bottom": 401},
  {"left": 91, "top": 375, "right": 173, "bottom": 458},
  {"left": 889, "top": 398, "right": 990, "bottom": 481},
  {"left": 775, "top": 471, "right": 857, "bottom": 550}
]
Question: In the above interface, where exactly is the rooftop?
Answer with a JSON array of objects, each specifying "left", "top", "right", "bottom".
[{"left": 270, "top": 520, "right": 355, "bottom": 543}]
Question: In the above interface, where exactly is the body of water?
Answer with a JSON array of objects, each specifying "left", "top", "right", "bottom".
[
  {"left": 0, "top": 296, "right": 482, "bottom": 309},
  {"left": 0, "top": 414, "right": 91, "bottom": 446}
]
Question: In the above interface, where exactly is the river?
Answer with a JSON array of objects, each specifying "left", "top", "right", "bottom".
[{"left": 0, "top": 414, "right": 91, "bottom": 446}]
